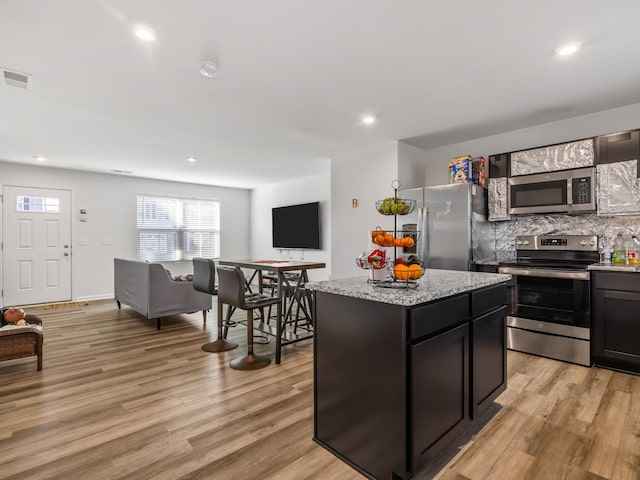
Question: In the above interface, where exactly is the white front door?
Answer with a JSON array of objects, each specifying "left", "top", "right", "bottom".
[{"left": 2, "top": 186, "right": 72, "bottom": 306}]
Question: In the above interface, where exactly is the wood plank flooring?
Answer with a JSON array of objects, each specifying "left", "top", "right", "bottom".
[{"left": 1, "top": 300, "right": 638, "bottom": 480}]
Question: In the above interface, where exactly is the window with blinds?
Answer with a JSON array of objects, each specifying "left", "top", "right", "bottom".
[{"left": 136, "top": 195, "right": 220, "bottom": 262}]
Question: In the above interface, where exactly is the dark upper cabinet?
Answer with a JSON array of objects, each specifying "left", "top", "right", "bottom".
[
  {"left": 592, "top": 271, "right": 640, "bottom": 374},
  {"left": 594, "top": 129, "right": 640, "bottom": 167},
  {"left": 488, "top": 153, "right": 510, "bottom": 178}
]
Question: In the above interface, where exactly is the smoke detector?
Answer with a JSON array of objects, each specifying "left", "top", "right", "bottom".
[
  {"left": 2, "top": 67, "right": 32, "bottom": 89},
  {"left": 199, "top": 61, "right": 218, "bottom": 78}
]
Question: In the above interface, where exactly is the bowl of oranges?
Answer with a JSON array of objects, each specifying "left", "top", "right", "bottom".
[
  {"left": 389, "top": 258, "right": 424, "bottom": 283},
  {"left": 370, "top": 229, "right": 416, "bottom": 248}
]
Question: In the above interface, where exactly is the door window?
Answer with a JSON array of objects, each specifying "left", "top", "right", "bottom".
[{"left": 16, "top": 196, "right": 60, "bottom": 213}]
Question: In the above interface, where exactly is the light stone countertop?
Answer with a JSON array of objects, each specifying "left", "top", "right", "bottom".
[
  {"left": 306, "top": 269, "right": 511, "bottom": 307},
  {"left": 588, "top": 263, "right": 640, "bottom": 273}
]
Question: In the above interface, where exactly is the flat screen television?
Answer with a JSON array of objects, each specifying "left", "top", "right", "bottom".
[{"left": 272, "top": 202, "right": 320, "bottom": 249}]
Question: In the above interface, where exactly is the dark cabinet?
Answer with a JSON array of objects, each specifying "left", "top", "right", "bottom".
[
  {"left": 594, "top": 129, "right": 640, "bottom": 169},
  {"left": 314, "top": 284, "right": 507, "bottom": 480},
  {"left": 410, "top": 323, "right": 469, "bottom": 471},
  {"left": 592, "top": 272, "right": 640, "bottom": 374},
  {"left": 471, "top": 306, "right": 507, "bottom": 418},
  {"left": 488, "top": 153, "right": 510, "bottom": 178}
]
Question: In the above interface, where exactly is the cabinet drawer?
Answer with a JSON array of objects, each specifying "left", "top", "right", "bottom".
[
  {"left": 471, "top": 284, "right": 507, "bottom": 317},
  {"left": 593, "top": 272, "right": 640, "bottom": 293},
  {"left": 410, "top": 294, "right": 469, "bottom": 340}
]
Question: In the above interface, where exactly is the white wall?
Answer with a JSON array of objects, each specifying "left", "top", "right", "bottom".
[
  {"left": 397, "top": 141, "right": 428, "bottom": 190},
  {"left": 250, "top": 167, "right": 331, "bottom": 282},
  {"left": 422, "top": 102, "right": 640, "bottom": 185},
  {"left": 330, "top": 142, "right": 399, "bottom": 279},
  {"left": 0, "top": 162, "right": 250, "bottom": 303}
]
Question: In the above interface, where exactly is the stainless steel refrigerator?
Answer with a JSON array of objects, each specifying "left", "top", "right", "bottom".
[{"left": 399, "top": 183, "right": 494, "bottom": 271}]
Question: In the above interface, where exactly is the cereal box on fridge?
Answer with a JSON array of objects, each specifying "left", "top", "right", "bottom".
[
  {"left": 472, "top": 156, "right": 486, "bottom": 188},
  {"left": 449, "top": 155, "right": 472, "bottom": 184}
]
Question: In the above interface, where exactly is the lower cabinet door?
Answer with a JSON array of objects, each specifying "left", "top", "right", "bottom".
[
  {"left": 410, "top": 323, "right": 469, "bottom": 473},
  {"left": 593, "top": 288, "right": 640, "bottom": 373},
  {"left": 471, "top": 306, "right": 507, "bottom": 419}
]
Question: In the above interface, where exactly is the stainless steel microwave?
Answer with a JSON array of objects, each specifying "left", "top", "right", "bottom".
[{"left": 508, "top": 167, "right": 596, "bottom": 214}]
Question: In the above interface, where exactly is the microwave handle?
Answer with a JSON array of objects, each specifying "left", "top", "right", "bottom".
[{"left": 566, "top": 178, "right": 573, "bottom": 205}]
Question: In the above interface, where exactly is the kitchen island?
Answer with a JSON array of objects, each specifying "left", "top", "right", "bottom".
[{"left": 307, "top": 269, "right": 511, "bottom": 480}]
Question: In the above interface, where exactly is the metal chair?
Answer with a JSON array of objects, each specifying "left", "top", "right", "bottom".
[
  {"left": 217, "top": 265, "right": 280, "bottom": 370},
  {"left": 193, "top": 258, "right": 238, "bottom": 353}
]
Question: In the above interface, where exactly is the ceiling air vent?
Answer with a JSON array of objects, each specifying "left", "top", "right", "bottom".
[{"left": 2, "top": 68, "right": 32, "bottom": 89}]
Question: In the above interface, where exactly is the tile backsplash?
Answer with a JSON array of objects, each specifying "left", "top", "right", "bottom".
[{"left": 490, "top": 213, "right": 640, "bottom": 263}]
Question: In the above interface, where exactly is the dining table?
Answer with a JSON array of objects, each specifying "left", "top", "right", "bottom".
[{"left": 219, "top": 259, "right": 326, "bottom": 363}]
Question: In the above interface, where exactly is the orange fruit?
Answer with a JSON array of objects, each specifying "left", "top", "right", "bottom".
[
  {"left": 375, "top": 234, "right": 385, "bottom": 246},
  {"left": 408, "top": 264, "right": 422, "bottom": 279},
  {"left": 394, "top": 263, "right": 410, "bottom": 280},
  {"left": 404, "top": 237, "right": 415, "bottom": 248},
  {"left": 384, "top": 233, "right": 393, "bottom": 246},
  {"left": 372, "top": 229, "right": 385, "bottom": 242}
]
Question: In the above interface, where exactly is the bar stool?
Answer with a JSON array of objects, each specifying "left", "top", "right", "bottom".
[
  {"left": 217, "top": 266, "right": 280, "bottom": 370},
  {"left": 193, "top": 258, "right": 238, "bottom": 353}
]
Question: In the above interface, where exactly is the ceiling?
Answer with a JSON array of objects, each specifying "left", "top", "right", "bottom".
[{"left": 1, "top": 1, "right": 640, "bottom": 189}]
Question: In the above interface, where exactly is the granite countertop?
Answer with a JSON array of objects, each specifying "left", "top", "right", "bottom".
[
  {"left": 306, "top": 269, "right": 511, "bottom": 307},
  {"left": 588, "top": 263, "right": 640, "bottom": 273}
]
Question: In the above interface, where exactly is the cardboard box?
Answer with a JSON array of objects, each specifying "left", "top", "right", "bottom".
[
  {"left": 449, "top": 155, "right": 472, "bottom": 184},
  {"left": 472, "top": 156, "right": 486, "bottom": 188},
  {"left": 449, "top": 155, "right": 486, "bottom": 187}
]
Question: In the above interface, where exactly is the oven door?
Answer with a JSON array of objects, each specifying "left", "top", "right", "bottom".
[{"left": 498, "top": 266, "right": 591, "bottom": 330}]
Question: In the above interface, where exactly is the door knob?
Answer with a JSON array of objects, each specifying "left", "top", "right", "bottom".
[
  {"left": 64, "top": 252, "right": 70, "bottom": 256},
  {"left": 64, "top": 244, "right": 69, "bottom": 248}
]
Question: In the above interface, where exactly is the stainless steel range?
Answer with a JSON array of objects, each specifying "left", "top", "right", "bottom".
[{"left": 498, "top": 234, "right": 599, "bottom": 366}]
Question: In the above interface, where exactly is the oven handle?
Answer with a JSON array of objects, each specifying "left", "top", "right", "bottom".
[{"left": 498, "top": 266, "right": 590, "bottom": 280}]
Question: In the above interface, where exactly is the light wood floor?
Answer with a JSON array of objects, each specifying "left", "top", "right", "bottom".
[{"left": 0, "top": 300, "right": 638, "bottom": 480}]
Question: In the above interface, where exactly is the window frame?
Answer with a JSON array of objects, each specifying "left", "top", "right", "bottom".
[{"left": 136, "top": 194, "right": 220, "bottom": 262}]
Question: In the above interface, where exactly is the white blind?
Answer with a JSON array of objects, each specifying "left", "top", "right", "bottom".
[{"left": 136, "top": 195, "right": 220, "bottom": 262}]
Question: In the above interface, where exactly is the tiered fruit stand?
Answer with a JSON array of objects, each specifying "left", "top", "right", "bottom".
[{"left": 356, "top": 180, "right": 424, "bottom": 289}]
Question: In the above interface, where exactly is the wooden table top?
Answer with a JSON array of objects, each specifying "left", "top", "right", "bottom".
[{"left": 219, "top": 259, "right": 326, "bottom": 272}]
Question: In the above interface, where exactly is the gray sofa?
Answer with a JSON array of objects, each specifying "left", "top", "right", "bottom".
[{"left": 114, "top": 258, "right": 212, "bottom": 329}]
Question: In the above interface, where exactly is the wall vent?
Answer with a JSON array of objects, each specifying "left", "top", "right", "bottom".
[{"left": 2, "top": 68, "right": 32, "bottom": 89}]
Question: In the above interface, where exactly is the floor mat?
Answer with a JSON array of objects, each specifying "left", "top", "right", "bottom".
[{"left": 43, "top": 301, "right": 90, "bottom": 309}]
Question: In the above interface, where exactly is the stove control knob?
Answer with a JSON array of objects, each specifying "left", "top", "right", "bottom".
[
  {"left": 590, "top": 241, "right": 596, "bottom": 246},
  {"left": 523, "top": 240, "right": 530, "bottom": 246},
  {"left": 517, "top": 240, "right": 523, "bottom": 246},
  {"left": 580, "top": 240, "right": 587, "bottom": 246}
]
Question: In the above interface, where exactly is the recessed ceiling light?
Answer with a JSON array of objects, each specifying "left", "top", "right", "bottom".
[
  {"left": 556, "top": 43, "right": 580, "bottom": 56},
  {"left": 199, "top": 61, "right": 218, "bottom": 78},
  {"left": 34, "top": 156, "right": 46, "bottom": 162},
  {"left": 187, "top": 156, "right": 197, "bottom": 163},
  {"left": 361, "top": 115, "right": 377, "bottom": 126},
  {"left": 134, "top": 25, "right": 156, "bottom": 42}
]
